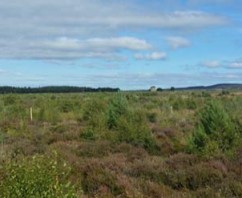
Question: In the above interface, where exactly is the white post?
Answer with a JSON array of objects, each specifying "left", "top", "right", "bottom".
[
  {"left": 170, "top": 105, "right": 173, "bottom": 114},
  {"left": 30, "top": 107, "right": 33, "bottom": 121}
]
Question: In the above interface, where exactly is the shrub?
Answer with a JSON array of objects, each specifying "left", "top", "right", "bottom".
[
  {"left": 172, "top": 99, "right": 185, "bottom": 111},
  {"left": 76, "top": 141, "right": 112, "bottom": 158},
  {"left": 80, "top": 128, "right": 97, "bottom": 141},
  {"left": 81, "top": 165, "right": 124, "bottom": 196},
  {"left": 59, "top": 101, "right": 74, "bottom": 113},
  {"left": 116, "top": 110, "right": 156, "bottom": 151},
  {"left": 3, "top": 95, "right": 20, "bottom": 106},
  {"left": 186, "top": 98, "right": 197, "bottom": 110},
  {"left": 0, "top": 154, "right": 79, "bottom": 198},
  {"left": 163, "top": 163, "right": 224, "bottom": 190},
  {"left": 37, "top": 107, "right": 46, "bottom": 121},
  {"left": 106, "top": 94, "right": 128, "bottom": 129},
  {"left": 0, "top": 131, "right": 5, "bottom": 158},
  {"left": 201, "top": 91, "right": 211, "bottom": 98},
  {"left": 220, "top": 90, "right": 230, "bottom": 96},
  {"left": 147, "top": 112, "right": 157, "bottom": 123},
  {"left": 188, "top": 101, "right": 240, "bottom": 155},
  {"left": 81, "top": 98, "right": 107, "bottom": 137},
  {"left": 83, "top": 98, "right": 106, "bottom": 122},
  {"left": 220, "top": 180, "right": 242, "bottom": 197},
  {"left": 188, "top": 126, "right": 209, "bottom": 153}
]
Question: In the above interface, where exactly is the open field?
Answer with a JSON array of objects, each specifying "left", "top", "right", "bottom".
[{"left": 0, "top": 90, "right": 242, "bottom": 197}]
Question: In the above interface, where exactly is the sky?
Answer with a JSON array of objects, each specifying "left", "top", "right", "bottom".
[{"left": 0, "top": 0, "right": 241, "bottom": 90}]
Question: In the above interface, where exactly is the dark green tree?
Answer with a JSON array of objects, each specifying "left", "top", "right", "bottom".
[{"left": 188, "top": 101, "right": 240, "bottom": 155}]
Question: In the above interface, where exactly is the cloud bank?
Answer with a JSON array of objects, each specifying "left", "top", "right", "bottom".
[
  {"left": 0, "top": 0, "right": 228, "bottom": 60},
  {"left": 202, "top": 59, "right": 242, "bottom": 69},
  {"left": 166, "top": 36, "right": 191, "bottom": 49}
]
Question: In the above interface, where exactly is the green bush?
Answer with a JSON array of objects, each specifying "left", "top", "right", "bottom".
[
  {"left": 3, "top": 95, "right": 20, "bottom": 106},
  {"left": 80, "top": 128, "right": 97, "bottom": 141},
  {"left": 59, "top": 100, "right": 75, "bottom": 113},
  {"left": 116, "top": 110, "right": 156, "bottom": 151},
  {"left": 0, "top": 154, "right": 79, "bottom": 198},
  {"left": 188, "top": 101, "right": 240, "bottom": 155},
  {"left": 172, "top": 100, "right": 185, "bottom": 111},
  {"left": 186, "top": 98, "right": 197, "bottom": 110},
  {"left": 147, "top": 112, "right": 157, "bottom": 123},
  {"left": 106, "top": 94, "right": 128, "bottom": 129},
  {"left": 83, "top": 98, "right": 106, "bottom": 121}
]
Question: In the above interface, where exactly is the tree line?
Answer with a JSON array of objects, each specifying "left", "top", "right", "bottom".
[{"left": 0, "top": 86, "right": 120, "bottom": 94}]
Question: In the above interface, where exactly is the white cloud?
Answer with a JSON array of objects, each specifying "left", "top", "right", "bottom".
[
  {"left": 0, "top": 1, "right": 228, "bottom": 60},
  {"left": 166, "top": 36, "right": 191, "bottom": 49},
  {"left": 75, "top": 11, "right": 226, "bottom": 29},
  {"left": 203, "top": 60, "right": 221, "bottom": 68},
  {"left": 0, "top": 1, "right": 227, "bottom": 34},
  {"left": 188, "top": 0, "right": 233, "bottom": 5},
  {"left": 44, "top": 37, "right": 151, "bottom": 51},
  {"left": 87, "top": 37, "right": 152, "bottom": 51},
  {"left": 134, "top": 52, "right": 167, "bottom": 60},
  {"left": 0, "top": 37, "right": 151, "bottom": 60},
  {"left": 201, "top": 58, "right": 242, "bottom": 69},
  {"left": 229, "top": 61, "right": 242, "bottom": 68}
]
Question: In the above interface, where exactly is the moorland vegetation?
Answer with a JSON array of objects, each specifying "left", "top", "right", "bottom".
[{"left": 0, "top": 90, "right": 242, "bottom": 197}]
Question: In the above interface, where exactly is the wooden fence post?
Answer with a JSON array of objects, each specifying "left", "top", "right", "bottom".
[{"left": 30, "top": 107, "right": 33, "bottom": 121}]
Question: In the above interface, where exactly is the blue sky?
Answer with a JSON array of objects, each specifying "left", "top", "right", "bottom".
[{"left": 0, "top": 0, "right": 241, "bottom": 90}]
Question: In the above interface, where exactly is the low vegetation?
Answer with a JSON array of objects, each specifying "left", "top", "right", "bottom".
[{"left": 0, "top": 90, "right": 242, "bottom": 197}]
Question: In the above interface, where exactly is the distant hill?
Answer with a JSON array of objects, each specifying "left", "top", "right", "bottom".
[{"left": 176, "top": 83, "right": 242, "bottom": 91}]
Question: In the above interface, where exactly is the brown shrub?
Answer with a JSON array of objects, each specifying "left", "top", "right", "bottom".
[
  {"left": 76, "top": 141, "right": 113, "bottom": 158},
  {"left": 165, "top": 153, "right": 198, "bottom": 170},
  {"left": 220, "top": 180, "right": 242, "bottom": 197},
  {"left": 163, "top": 162, "right": 224, "bottom": 190},
  {"left": 80, "top": 160, "right": 125, "bottom": 197}
]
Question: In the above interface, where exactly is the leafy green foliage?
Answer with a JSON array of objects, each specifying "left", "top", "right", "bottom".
[{"left": 0, "top": 154, "right": 79, "bottom": 198}]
